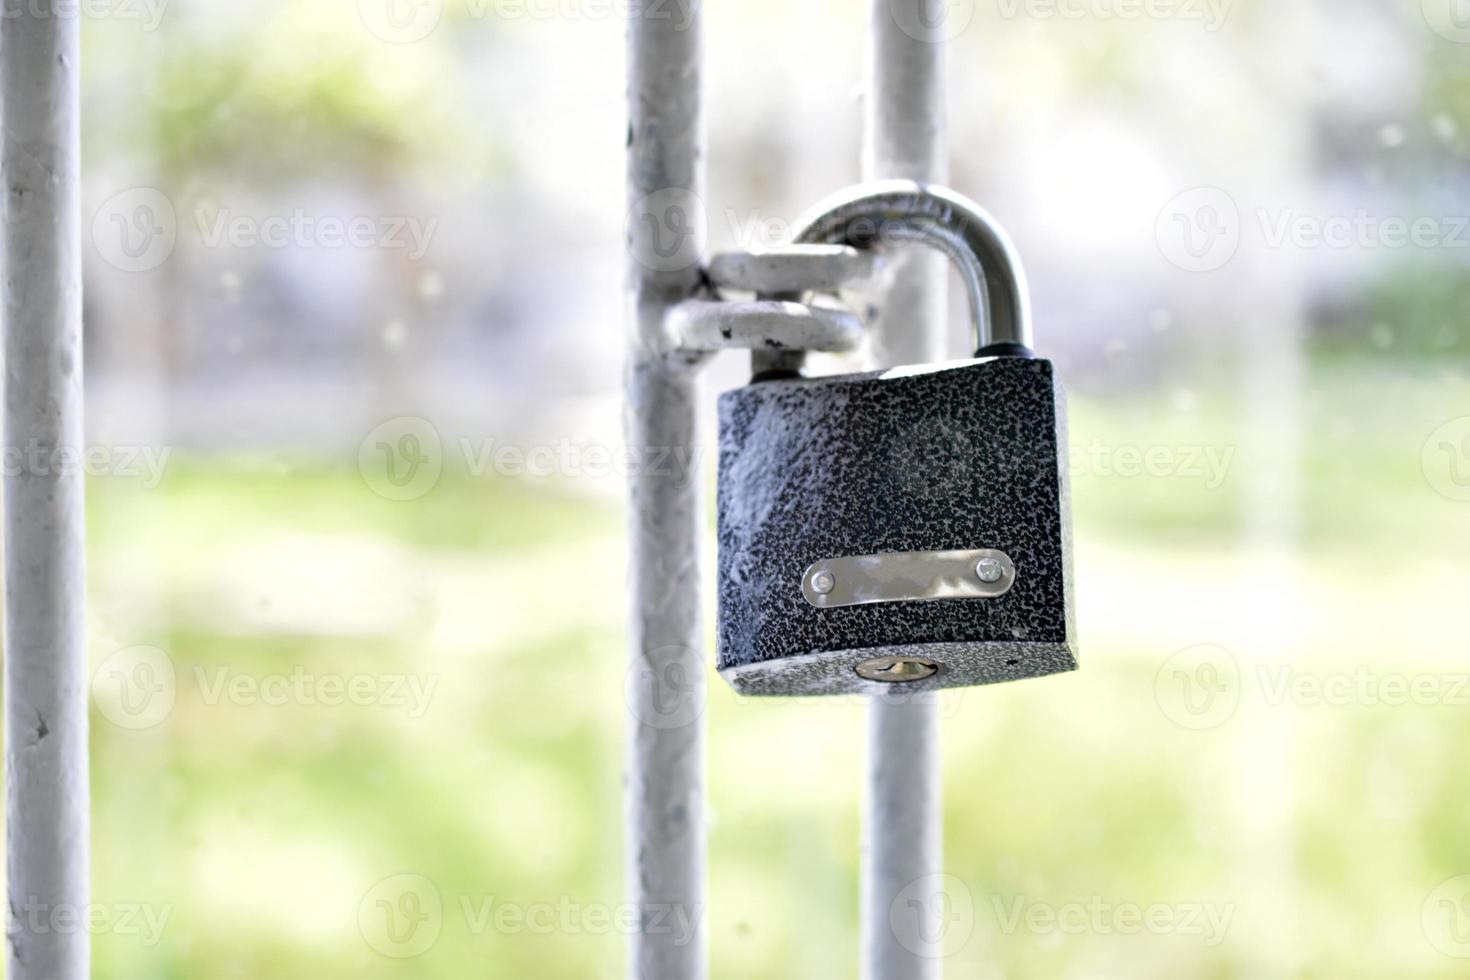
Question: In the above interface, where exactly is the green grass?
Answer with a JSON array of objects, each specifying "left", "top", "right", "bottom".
[{"left": 75, "top": 361, "right": 1470, "bottom": 978}]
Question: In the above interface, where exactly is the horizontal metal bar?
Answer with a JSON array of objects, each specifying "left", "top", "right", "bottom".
[
  {"left": 666, "top": 299, "right": 862, "bottom": 353},
  {"left": 708, "top": 245, "right": 879, "bottom": 294}
]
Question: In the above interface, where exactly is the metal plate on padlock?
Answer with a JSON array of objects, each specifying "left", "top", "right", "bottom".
[
  {"left": 715, "top": 355, "right": 1077, "bottom": 697},
  {"left": 802, "top": 549, "right": 1016, "bottom": 608}
]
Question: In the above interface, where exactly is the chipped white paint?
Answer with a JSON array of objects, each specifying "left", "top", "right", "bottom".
[
  {"left": 862, "top": 2, "right": 947, "bottom": 979},
  {"left": 708, "top": 245, "right": 879, "bottom": 295},
  {"left": 2, "top": 2, "right": 92, "bottom": 978},
  {"left": 666, "top": 299, "right": 862, "bottom": 354},
  {"left": 624, "top": 2, "right": 707, "bottom": 977}
]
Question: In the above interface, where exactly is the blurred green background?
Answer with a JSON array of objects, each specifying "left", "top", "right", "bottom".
[{"left": 57, "top": 0, "right": 1470, "bottom": 976}]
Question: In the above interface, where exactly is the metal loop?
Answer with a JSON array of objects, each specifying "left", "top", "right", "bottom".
[
  {"left": 666, "top": 299, "right": 863, "bottom": 354},
  {"left": 793, "top": 179, "right": 1033, "bottom": 354},
  {"left": 708, "top": 245, "right": 879, "bottom": 295}
]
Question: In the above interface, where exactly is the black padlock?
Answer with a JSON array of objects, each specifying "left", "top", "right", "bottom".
[{"left": 716, "top": 183, "right": 1077, "bottom": 696}]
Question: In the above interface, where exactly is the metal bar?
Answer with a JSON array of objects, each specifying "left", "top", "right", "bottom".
[
  {"left": 624, "top": 2, "right": 707, "bottom": 978},
  {"left": 861, "top": 1, "right": 947, "bottom": 978},
  {"left": 2, "top": 2, "right": 92, "bottom": 977},
  {"left": 795, "top": 182, "right": 1032, "bottom": 352},
  {"left": 666, "top": 299, "right": 862, "bottom": 354}
]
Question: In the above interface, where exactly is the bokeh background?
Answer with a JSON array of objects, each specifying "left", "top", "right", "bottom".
[{"left": 63, "top": 0, "right": 1470, "bottom": 975}]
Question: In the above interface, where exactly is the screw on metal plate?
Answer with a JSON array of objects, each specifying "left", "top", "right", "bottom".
[
  {"left": 802, "top": 548, "right": 1016, "bottom": 608},
  {"left": 855, "top": 656, "right": 940, "bottom": 684}
]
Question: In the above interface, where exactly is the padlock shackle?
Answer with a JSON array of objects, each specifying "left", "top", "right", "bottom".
[{"left": 793, "top": 180, "right": 1033, "bottom": 355}]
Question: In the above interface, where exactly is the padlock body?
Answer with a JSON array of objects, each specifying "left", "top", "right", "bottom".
[{"left": 716, "top": 356, "right": 1076, "bottom": 696}]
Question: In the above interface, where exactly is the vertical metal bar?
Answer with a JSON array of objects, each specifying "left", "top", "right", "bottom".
[
  {"left": 624, "top": 2, "right": 707, "bottom": 978},
  {"left": 861, "top": 2, "right": 947, "bottom": 978},
  {"left": 2, "top": 2, "right": 91, "bottom": 978}
]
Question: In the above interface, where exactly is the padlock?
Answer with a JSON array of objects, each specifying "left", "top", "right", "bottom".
[{"left": 715, "top": 182, "right": 1077, "bottom": 696}]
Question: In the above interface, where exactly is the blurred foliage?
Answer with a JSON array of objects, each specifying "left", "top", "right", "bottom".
[
  {"left": 1315, "top": 264, "right": 1470, "bottom": 361},
  {"left": 137, "top": 7, "right": 468, "bottom": 180},
  {"left": 79, "top": 367, "right": 1470, "bottom": 978}
]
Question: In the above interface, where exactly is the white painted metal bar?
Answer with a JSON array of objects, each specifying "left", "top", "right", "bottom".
[
  {"left": 861, "top": 2, "right": 948, "bottom": 978},
  {"left": 2, "top": 2, "right": 92, "bottom": 977},
  {"left": 624, "top": 2, "right": 707, "bottom": 978},
  {"left": 666, "top": 299, "right": 863, "bottom": 354}
]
